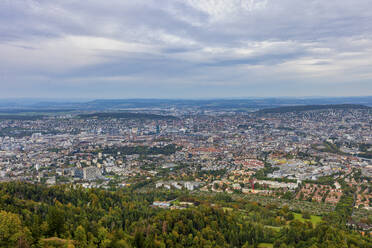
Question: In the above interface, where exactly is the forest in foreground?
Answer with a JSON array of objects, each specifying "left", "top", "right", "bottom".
[{"left": 0, "top": 182, "right": 371, "bottom": 248}]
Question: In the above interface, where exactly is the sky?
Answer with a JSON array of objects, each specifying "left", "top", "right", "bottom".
[{"left": 1, "top": 0, "right": 372, "bottom": 99}]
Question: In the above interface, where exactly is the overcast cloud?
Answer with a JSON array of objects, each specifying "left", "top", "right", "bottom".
[{"left": 1, "top": 0, "right": 372, "bottom": 98}]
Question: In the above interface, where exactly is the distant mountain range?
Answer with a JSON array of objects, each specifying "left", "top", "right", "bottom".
[
  {"left": 0, "top": 96, "right": 371, "bottom": 113},
  {"left": 256, "top": 104, "right": 371, "bottom": 114}
]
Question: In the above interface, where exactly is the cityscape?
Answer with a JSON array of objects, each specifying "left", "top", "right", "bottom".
[
  {"left": 1, "top": 0, "right": 372, "bottom": 247},
  {"left": 0, "top": 99, "right": 371, "bottom": 247}
]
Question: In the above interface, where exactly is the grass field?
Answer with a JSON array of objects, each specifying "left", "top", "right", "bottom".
[
  {"left": 293, "top": 212, "right": 322, "bottom": 226},
  {"left": 264, "top": 225, "right": 281, "bottom": 231},
  {"left": 258, "top": 243, "right": 273, "bottom": 248}
]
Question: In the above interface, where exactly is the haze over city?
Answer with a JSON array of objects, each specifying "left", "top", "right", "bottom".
[{"left": 1, "top": 0, "right": 372, "bottom": 98}]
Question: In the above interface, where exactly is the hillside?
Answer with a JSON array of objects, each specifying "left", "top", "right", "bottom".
[
  {"left": 78, "top": 112, "right": 177, "bottom": 120},
  {"left": 0, "top": 182, "right": 371, "bottom": 248},
  {"left": 256, "top": 104, "right": 371, "bottom": 114}
]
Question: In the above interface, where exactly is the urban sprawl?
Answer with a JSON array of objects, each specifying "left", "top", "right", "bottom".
[{"left": 0, "top": 106, "right": 371, "bottom": 232}]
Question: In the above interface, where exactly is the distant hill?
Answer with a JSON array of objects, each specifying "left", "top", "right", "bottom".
[
  {"left": 256, "top": 104, "right": 371, "bottom": 114},
  {"left": 78, "top": 112, "right": 177, "bottom": 120},
  {"left": 0, "top": 115, "right": 46, "bottom": 120},
  {"left": 83, "top": 97, "right": 372, "bottom": 110},
  {"left": 0, "top": 97, "right": 371, "bottom": 112}
]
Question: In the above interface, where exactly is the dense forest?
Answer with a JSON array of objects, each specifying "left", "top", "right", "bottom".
[
  {"left": 0, "top": 115, "right": 46, "bottom": 120},
  {"left": 78, "top": 113, "right": 177, "bottom": 120},
  {"left": 97, "top": 144, "right": 181, "bottom": 156},
  {"left": 0, "top": 182, "right": 371, "bottom": 248}
]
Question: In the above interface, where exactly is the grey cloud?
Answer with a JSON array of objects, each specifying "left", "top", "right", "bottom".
[{"left": 0, "top": 0, "right": 372, "bottom": 97}]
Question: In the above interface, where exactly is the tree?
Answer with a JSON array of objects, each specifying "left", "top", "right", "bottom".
[
  {"left": 303, "top": 211, "right": 311, "bottom": 219},
  {"left": 46, "top": 206, "right": 66, "bottom": 236},
  {"left": 97, "top": 226, "right": 111, "bottom": 248},
  {"left": 0, "top": 210, "right": 31, "bottom": 248},
  {"left": 286, "top": 212, "right": 294, "bottom": 221},
  {"left": 74, "top": 225, "right": 87, "bottom": 248}
]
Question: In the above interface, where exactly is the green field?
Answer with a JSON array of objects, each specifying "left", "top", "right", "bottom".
[
  {"left": 293, "top": 212, "right": 322, "bottom": 226},
  {"left": 258, "top": 243, "right": 273, "bottom": 248},
  {"left": 264, "top": 225, "right": 281, "bottom": 231}
]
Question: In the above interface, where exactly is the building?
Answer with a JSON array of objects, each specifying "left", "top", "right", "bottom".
[
  {"left": 152, "top": 201, "right": 171, "bottom": 208},
  {"left": 83, "top": 166, "right": 101, "bottom": 180}
]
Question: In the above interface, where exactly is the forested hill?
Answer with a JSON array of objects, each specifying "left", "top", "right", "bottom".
[
  {"left": 78, "top": 112, "right": 177, "bottom": 120},
  {"left": 0, "top": 182, "right": 371, "bottom": 248},
  {"left": 256, "top": 104, "right": 371, "bottom": 114}
]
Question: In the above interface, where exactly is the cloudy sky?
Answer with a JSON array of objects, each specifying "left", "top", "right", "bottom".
[{"left": 1, "top": 0, "right": 372, "bottom": 98}]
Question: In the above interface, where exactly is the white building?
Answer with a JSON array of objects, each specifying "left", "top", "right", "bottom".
[{"left": 83, "top": 166, "right": 101, "bottom": 180}]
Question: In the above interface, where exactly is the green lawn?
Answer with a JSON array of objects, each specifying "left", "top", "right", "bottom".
[
  {"left": 258, "top": 243, "right": 273, "bottom": 248},
  {"left": 264, "top": 225, "right": 281, "bottom": 231},
  {"left": 293, "top": 212, "right": 322, "bottom": 226}
]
